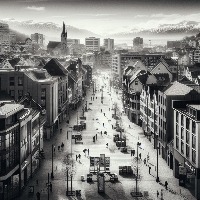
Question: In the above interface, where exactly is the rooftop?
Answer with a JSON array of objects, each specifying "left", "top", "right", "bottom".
[
  {"left": 0, "top": 103, "right": 24, "bottom": 118},
  {"left": 164, "top": 81, "right": 194, "bottom": 96},
  {"left": 189, "top": 104, "right": 200, "bottom": 110}
]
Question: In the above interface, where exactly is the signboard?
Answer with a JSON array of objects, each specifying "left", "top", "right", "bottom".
[
  {"left": 179, "top": 166, "right": 187, "bottom": 175},
  {"left": 99, "top": 154, "right": 105, "bottom": 167},
  {"left": 105, "top": 157, "right": 110, "bottom": 167},
  {"left": 90, "top": 157, "right": 94, "bottom": 167},
  {"left": 94, "top": 157, "right": 100, "bottom": 166}
]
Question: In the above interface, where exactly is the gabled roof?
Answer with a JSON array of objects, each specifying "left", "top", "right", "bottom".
[
  {"left": 151, "top": 60, "right": 172, "bottom": 74},
  {"left": 8, "top": 58, "right": 20, "bottom": 67},
  {"left": 163, "top": 81, "right": 194, "bottom": 96},
  {"left": 47, "top": 41, "right": 61, "bottom": 49},
  {"left": 129, "top": 70, "right": 147, "bottom": 85},
  {"left": 162, "top": 57, "right": 176, "bottom": 66},
  {"left": 44, "top": 58, "right": 68, "bottom": 76},
  {"left": 178, "top": 76, "right": 194, "bottom": 85}
]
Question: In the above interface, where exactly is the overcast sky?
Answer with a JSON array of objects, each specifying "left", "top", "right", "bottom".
[{"left": 0, "top": 0, "right": 200, "bottom": 34}]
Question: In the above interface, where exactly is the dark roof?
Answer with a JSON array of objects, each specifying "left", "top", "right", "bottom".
[
  {"left": 8, "top": 58, "right": 20, "bottom": 67},
  {"left": 137, "top": 73, "right": 148, "bottom": 84},
  {"left": 154, "top": 73, "right": 171, "bottom": 86},
  {"left": 179, "top": 76, "right": 194, "bottom": 85},
  {"left": 47, "top": 41, "right": 60, "bottom": 49},
  {"left": 44, "top": 58, "right": 68, "bottom": 76},
  {"left": 162, "top": 58, "right": 176, "bottom": 66}
]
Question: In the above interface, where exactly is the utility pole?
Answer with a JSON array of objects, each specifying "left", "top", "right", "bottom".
[
  {"left": 156, "top": 135, "right": 159, "bottom": 182},
  {"left": 136, "top": 142, "right": 141, "bottom": 195},
  {"left": 51, "top": 144, "right": 54, "bottom": 179}
]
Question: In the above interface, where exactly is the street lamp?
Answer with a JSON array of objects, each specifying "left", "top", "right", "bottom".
[
  {"left": 136, "top": 142, "right": 141, "bottom": 195},
  {"left": 155, "top": 135, "right": 159, "bottom": 182}
]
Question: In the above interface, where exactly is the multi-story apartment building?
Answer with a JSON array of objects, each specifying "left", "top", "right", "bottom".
[
  {"left": 104, "top": 38, "right": 114, "bottom": 52},
  {"left": 140, "top": 87, "right": 159, "bottom": 146},
  {"left": 44, "top": 58, "right": 69, "bottom": 124},
  {"left": 157, "top": 82, "right": 200, "bottom": 169},
  {"left": 0, "top": 67, "right": 58, "bottom": 139},
  {"left": 0, "top": 102, "right": 45, "bottom": 200},
  {"left": 31, "top": 33, "right": 44, "bottom": 45},
  {"left": 173, "top": 101, "right": 200, "bottom": 200},
  {"left": 112, "top": 53, "right": 164, "bottom": 88},
  {"left": 85, "top": 37, "right": 100, "bottom": 51}
]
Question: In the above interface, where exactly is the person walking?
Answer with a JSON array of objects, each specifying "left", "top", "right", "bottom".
[
  {"left": 88, "top": 149, "right": 89, "bottom": 156},
  {"left": 139, "top": 153, "right": 141, "bottom": 160},
  {"left": 101, "top": 109, "right": 102, "bottom": 112},
  {"left": 76, "top": 155, "right": 78, "bottom": 161},
  {"left": 103, "top": 123, "right": 104, "bottom": 127},
  {"left": 165, "top": 181, "right": 168, "bottom": 190},
  {"left": 79, "top": 154, "right": 81, "bottom": 160},
  {"left": 144, "top": 158, "right": 146, "bottom": 165},
  {"left": 96, "top": 134, "right": 97, "bottom": 140},
  {"left": 101, "top": 131, "right": 102, "bottom": 136},
  {"left": 149, "top": 166, "right": 151, "bottom": 175},
  {"left": 104, "top": 113, "right": 105, "bottom": 116},
  {"left": 157, "top": 190, "right": 159, "bottom": 198},
  {"left": 53, "top": 146, "right": 56, "bottom": 154},
  {"left": 58, "top": 146, "right": 60, "bottom": 151}
]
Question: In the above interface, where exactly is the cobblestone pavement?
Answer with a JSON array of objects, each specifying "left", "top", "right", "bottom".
[{"left": 17, "top": 70, "right": 196, "bottom": 200}]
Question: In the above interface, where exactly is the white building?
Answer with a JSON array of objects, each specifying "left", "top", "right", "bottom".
[
  {"left": 85, "top": 37, "right": 100, "bottom": 51},
  {"left": 31, "top": 33, "right": 44, "bottom": 45},
  {"left": 104, "top": 38, "right": 114, "bottom": 52}
]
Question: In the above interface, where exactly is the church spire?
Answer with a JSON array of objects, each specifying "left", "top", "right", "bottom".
[{"left": 62, "top": 21, "right": 65, "bottom": 35}]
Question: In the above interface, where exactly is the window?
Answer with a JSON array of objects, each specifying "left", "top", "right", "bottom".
[
  {"left": 181, "top": 141, "right": 184, "bottom": 154},
  {"left": 181, "top": 128, "right": 184, "bottom": 139},
  {"left": 135, "top": 81, "right": 138, "bottom": 85},
  {"left": 192, "top": 135, "right": 196, "bottom": 149},
  {"left": 41, "top": 88, "right": 46, "bottom": 98},
  {"left": 18, "top": 77, "right": 23, "bottom": 86},
  {"left": 192, "top": 121, "right": 196, "bottom": 133},
  {"left": 186, "top": 144, "right": 189, "bottom": 158},
  {"left": 9, "top": 90, "right": 15, "bottom": 97},
  {"left": 9, "top": 77, "right": 14, "bottom": 86},
  {"left": 18, "top": 90, "right": 23, "bottom": 98},
  {"left": 176, "top": 112, "right": 179, "bottom": 122},
  {"left": 41, "top": 99, "right": 46, "bottom": 107},
  {"left": 181, "top": 115, "right": 184, "bottom": 126},
  {"left": 186, "top": 131, "right": 189, "bottom": 144},
  {"left": 176, "top": 137, "right": 179, "bottom": 149},
  {"left": 192, "top": 149, "right": 196, "bottom": 164},
  {"left": 186, "top": 118, "right": 190, "bottom": 130}
]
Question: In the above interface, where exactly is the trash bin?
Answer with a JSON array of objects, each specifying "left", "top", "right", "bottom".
[{"left": 81, "top": 175, "right": 85, "bottom": 181}]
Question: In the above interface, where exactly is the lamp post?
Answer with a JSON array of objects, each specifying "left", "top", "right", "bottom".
[
  {"left": 155, "top": 135, "right": 159, "bottom": 182},
  {"left": 51, "top": 144, "right": 54, "bottom": 179},
  {"left": 136, "top": 142, "right": 141, "bottom": 195}
]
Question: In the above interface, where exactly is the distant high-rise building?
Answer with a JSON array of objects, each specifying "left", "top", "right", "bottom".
[
  {"left": 0, "top": 23, "right": 10, "bottom": 51},
  {"left": 85, "top": 37, "right": 100, "bottom": 51},
  {"left": 31, "top": 33, "right": 44, "bottom": 45},
  {"left": 104, "top": 38, "right": 114, "bottom": 52}
]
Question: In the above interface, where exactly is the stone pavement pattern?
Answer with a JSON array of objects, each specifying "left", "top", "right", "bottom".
[{"left": 16, "top": 70, "right": 196, "bottom": 200}]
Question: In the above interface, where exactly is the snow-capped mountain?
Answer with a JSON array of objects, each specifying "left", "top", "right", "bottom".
[
  {"left": 108, "top": 21, "right": 200, "bottom": 38},
  {"left": 0, "top": 19, "right": 100, "bottom": 43}
]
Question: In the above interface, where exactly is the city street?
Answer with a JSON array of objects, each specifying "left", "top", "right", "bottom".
[{"left": 17, "top": 69, "right": 197, "bottom": 200}]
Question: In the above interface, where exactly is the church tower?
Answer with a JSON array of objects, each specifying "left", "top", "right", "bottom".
[{"left": 61, "top": 22, "right": 68, "bottom": 54}]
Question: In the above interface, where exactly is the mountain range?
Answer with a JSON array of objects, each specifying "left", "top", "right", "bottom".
[
  {"left": 1, "top": 19, "right": 200, "bottom": 45},
  {"left": 108, "top": 21, "right": 200, "bottom": 38}
]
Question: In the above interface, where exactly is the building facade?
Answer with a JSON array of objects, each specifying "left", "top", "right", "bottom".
[
  {"left": 173, "top": 101, "right": 200, "bottom": 199},
  {"left": 104, "top": 38, "right": 114, "bottom": 52},
  {"left": 85, "top": 37, "right": 100, "bottom": 51}
]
